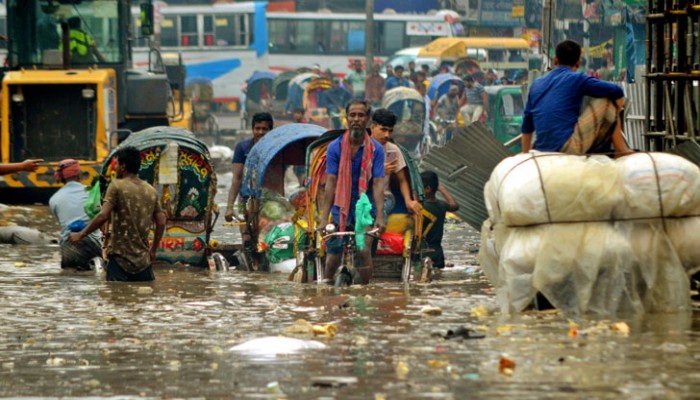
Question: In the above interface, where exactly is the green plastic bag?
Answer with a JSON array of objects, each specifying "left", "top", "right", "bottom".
[
  {"left": 84, "top": 180, "right": 101, "bottom": 219},
  {"left": 354, "top": 193, "right": 374, "bottom": 251},
  {"left": 263, "top": 222, "right": 306, "bottom": 264}
]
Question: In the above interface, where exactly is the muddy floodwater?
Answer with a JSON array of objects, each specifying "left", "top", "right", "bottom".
[{"left": 1, "top": 175, "right": 700, "bottom": 399}]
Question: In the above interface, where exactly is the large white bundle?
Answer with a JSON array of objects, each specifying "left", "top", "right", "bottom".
[
  {"left": 532, "top": 223, "right": 643, "bottom": 316},
  {"left": 489, "top": 153, "right": 620, "bottom": 227},
  {"left": 483, "top": 220, "right": 691, "bottom": 316},
  {"left": 621, "top": 221, "right": 689, "bottom": 313},
  {"left": 498, "top": 225, "right": 547, "bottom": 313},
  {"left": 615, "top": 153, "right": 700, "bottom": 219},
  {"left": 478, "top": 220, "right": 499, "bottom": 286},
  {"left": 484, "top": 153, "right": 533, "bottom": 223},
  {"left": 665, "top": 217, "right": 700, "bottom": 275}
]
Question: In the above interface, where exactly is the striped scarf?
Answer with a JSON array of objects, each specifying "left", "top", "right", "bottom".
[{"left": 334, "top": 130, "right": 374, "bottom": 231}]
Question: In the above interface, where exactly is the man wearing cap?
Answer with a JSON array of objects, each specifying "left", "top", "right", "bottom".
[
  {"left": 385, "top": 65, "right": 410, "bottom": 90},
  {"left": 49, "top": 159, "right": 102, "bottom": 270}
]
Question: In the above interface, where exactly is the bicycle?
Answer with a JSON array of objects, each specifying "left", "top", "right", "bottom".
[
  {"left": 322, "top": 224, "right": 380, "bottom": 287},
  {"left": 434, "top": 118, "right": 457, "bottom": 146}
]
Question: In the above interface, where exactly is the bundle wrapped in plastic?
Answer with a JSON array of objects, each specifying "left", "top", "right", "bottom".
[
  {"left": 487, "top": 153, "right": 620, "bottom": 226},
  {"left": 665, "top": 217, "right": 700, "bottom": 275},
  {"left": 615, "top": 153, "right": 700, "bottom": 219},
  {"left": 480, "top": 219, "right": 690, "bottom": 316}
]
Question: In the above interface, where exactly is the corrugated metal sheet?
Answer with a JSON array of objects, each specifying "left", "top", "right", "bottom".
[
  {"left": 420, "top": 123, "right": 511, "bottom": 231},
  {"left": 621, "top": 82, "right": 646, "bottom": 151}
]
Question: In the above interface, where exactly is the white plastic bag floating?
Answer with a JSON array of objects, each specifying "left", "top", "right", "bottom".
[
  {"left": 666, "top": 217, "right": 700, "bottom": 275},
  {"left": 615, "top": 153, "right": 700, "bottom": 219},
  {"left": 489, "top": 153, "right": 620, "bottom": 227}
]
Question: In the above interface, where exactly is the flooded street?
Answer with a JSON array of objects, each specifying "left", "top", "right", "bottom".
[{"left": 1, "top": 177, "right": 700, "bottom": 399}]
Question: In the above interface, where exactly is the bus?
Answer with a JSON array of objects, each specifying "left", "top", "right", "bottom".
[
  {"left": 267, "top": 9, "right": 464, "bottom": 74},
  {"left": 131, "top": 2, "right": 269, "bottom": 105}
]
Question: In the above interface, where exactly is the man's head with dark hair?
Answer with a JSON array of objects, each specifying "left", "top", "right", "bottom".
[
  {"left": 421, "top": 170, "right": 439, "bottom": 194},
  {"left": 370, "top": 109, "right": 397, "bottom": 146},
  {"left": 346, "top": 100, "right": 371, "bottom": 140},
  {"left": 345, "top": 99, "right": 371, "bottom": 116},
  {"left": 555, "top": 40, "right": 582, "bottom": 68},
  {"left": 251, "top": 112, "right": 273, "bottom": 130},
  {"left": 371, "top": 108, "right": 397, "bottom": 128},
  {"left": 251, "top": 112, "right": 273, "bottom": 141},
  {"left": 115, "top": 146, "right": 141, "bottom": 176}
]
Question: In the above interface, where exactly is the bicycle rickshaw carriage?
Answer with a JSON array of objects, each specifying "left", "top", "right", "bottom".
[
  {"left": 427, "top": 73, "right": 465, "bottom": 146},
  {"left": 235, "top": 123, "right": 327, "bottom": 271},
  {"left": 284, "top": 72, "right": 319, "bottom": 118},
  {"left": 242, "top": 71, "right": 276, "bottom": 129},
  {"left": 381, "top": 87, "right": 431, "bottom": 157},
  {"left": 99, "top": 127, "right": 218, "bottom": 267},
  {"left": 289, "top": 130, "right": 434, "bottom": 285},
  {"left": 303, "top": 77, "right": 352, "bottom": 130},
  {"left": 272, "top": 70, "right": 300, "bottom": 123},
  {"left": 185, "top": 77, "right": 220, "bottom": 138}
]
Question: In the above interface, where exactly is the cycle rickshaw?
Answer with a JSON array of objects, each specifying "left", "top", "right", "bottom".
[{"left": 289, "top": 130, "right": 433, "bottom": 285}]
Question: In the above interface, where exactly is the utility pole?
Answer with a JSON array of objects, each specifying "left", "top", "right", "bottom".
[{"left": 365, "top": 0, "right": 374, "bottom": 72}]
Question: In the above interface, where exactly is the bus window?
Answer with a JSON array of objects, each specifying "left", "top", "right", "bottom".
[
  {"left": 160, "top": 17, "right": 177, "bottom": 47},
  {"left": 269, "top": 18, "right": 291, "bottom": 52},
  {"left": 295, "top": 20, "right": 317, "bottom": 53},
  {"left": 347, "top": 21, "right": 364, "bottom": 54},
  {"left": 379, "top": 22, "right": 404, "bottom": 55},
  {"left": 180, "top": 15, "right": 197, "bottom": 47},
  {"left": 203, "top": 15, "right": 215, "bottom": 46},
  {"left": 329, "top": 21, "right": 347, "bottom": 53}
]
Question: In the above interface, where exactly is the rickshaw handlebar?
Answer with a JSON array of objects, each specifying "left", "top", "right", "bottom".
[{"left": 321, "top": 228, "right": 380, "bottom": 241}]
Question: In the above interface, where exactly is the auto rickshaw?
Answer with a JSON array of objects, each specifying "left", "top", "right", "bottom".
[
  {"left": 235, "top": 123, "right": 327, "bottom": 272},
  {"left": 484, "top": 85, "right": 524, "bottom": 153},
  {"left": 381, "top": 87, "right": 430, "bottom": 157},
  {"left": 285, "top": 72, "right": 319, "bottom": 116},
  {"left": 291, "top": 130, "right": 433, "bottom": 285},
  {"left": 242, "top": 71, "right": 276, "bottom": 129},
  {"left": 303, "top": 77, "right": 351, "bottom": 129},
  {"left": 100, "top": 127, "right": 218, "bottom": 267},
  {"left": 185, "top": 77, "right": 220, "bottom": 139}
]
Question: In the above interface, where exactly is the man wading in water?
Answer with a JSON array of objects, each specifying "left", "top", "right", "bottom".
[{"left": 70, "top": 146, "right": 166, "bottom": 282}]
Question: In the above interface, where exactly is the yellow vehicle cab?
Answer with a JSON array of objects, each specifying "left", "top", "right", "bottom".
[{"left": 416, "top": 37, "right": 530, "bottom": 72}]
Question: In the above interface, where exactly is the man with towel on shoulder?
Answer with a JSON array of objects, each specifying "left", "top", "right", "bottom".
[{"left": 318, "top": 100, "right": 386, "bottom": 285}]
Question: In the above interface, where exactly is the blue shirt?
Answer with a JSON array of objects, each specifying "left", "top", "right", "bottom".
[
  {"left": 49, "top": 181, "right": 100, "bottom": 243},
  {"left": 521, "top": 66, "right": 624, "bottom": 151},
  {"left": 385, "top": 76, "right": 410, "bottom": 90},
  {"left": 326, "top": 136, "right": 385, "bottom": 225},
  {"left": 232, "top": 138, "right": 254, "bottom": 164},
  {"left": 232, "top": 138, "right": 256, "bottom": 197}
]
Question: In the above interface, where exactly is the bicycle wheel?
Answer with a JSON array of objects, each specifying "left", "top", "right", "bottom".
[{"left": 334, "top": 269, "right": 353, "bottom": 287}]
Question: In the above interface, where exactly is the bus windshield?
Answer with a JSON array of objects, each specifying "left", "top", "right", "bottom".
[{"left": 8, "top": 0, "right": 124, "bottom": 67}]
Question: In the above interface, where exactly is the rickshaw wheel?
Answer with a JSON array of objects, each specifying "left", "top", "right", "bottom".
[
  {"left": 334, "top": 269, "right": 353, "bottom": 288},
  {"left": 418, "top": 257, "right": 433, "bottom": 283}
]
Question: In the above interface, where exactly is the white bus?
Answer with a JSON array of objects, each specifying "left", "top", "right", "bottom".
[
  {"left": 131, "top": 2, "right": 269, "bottom": 104},
  {"left": 267, "top": 9, "right": 464, "bottom": 74}
]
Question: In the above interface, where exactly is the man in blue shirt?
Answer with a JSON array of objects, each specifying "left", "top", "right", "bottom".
[
  {"left": 318, "top": 100, "right": 385, "bottom": 284},
  {"left": 49, "top": 159, "right": 102, "bottom": 270},
  {"left": 521, "top": 40, "right": 632, "bottom": 155},
  {"left": 225, "top": 112, "right": 276, "bottom": 223},
  {"left": 385, "top": 65, "right": 411, "bottom": 91}
]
